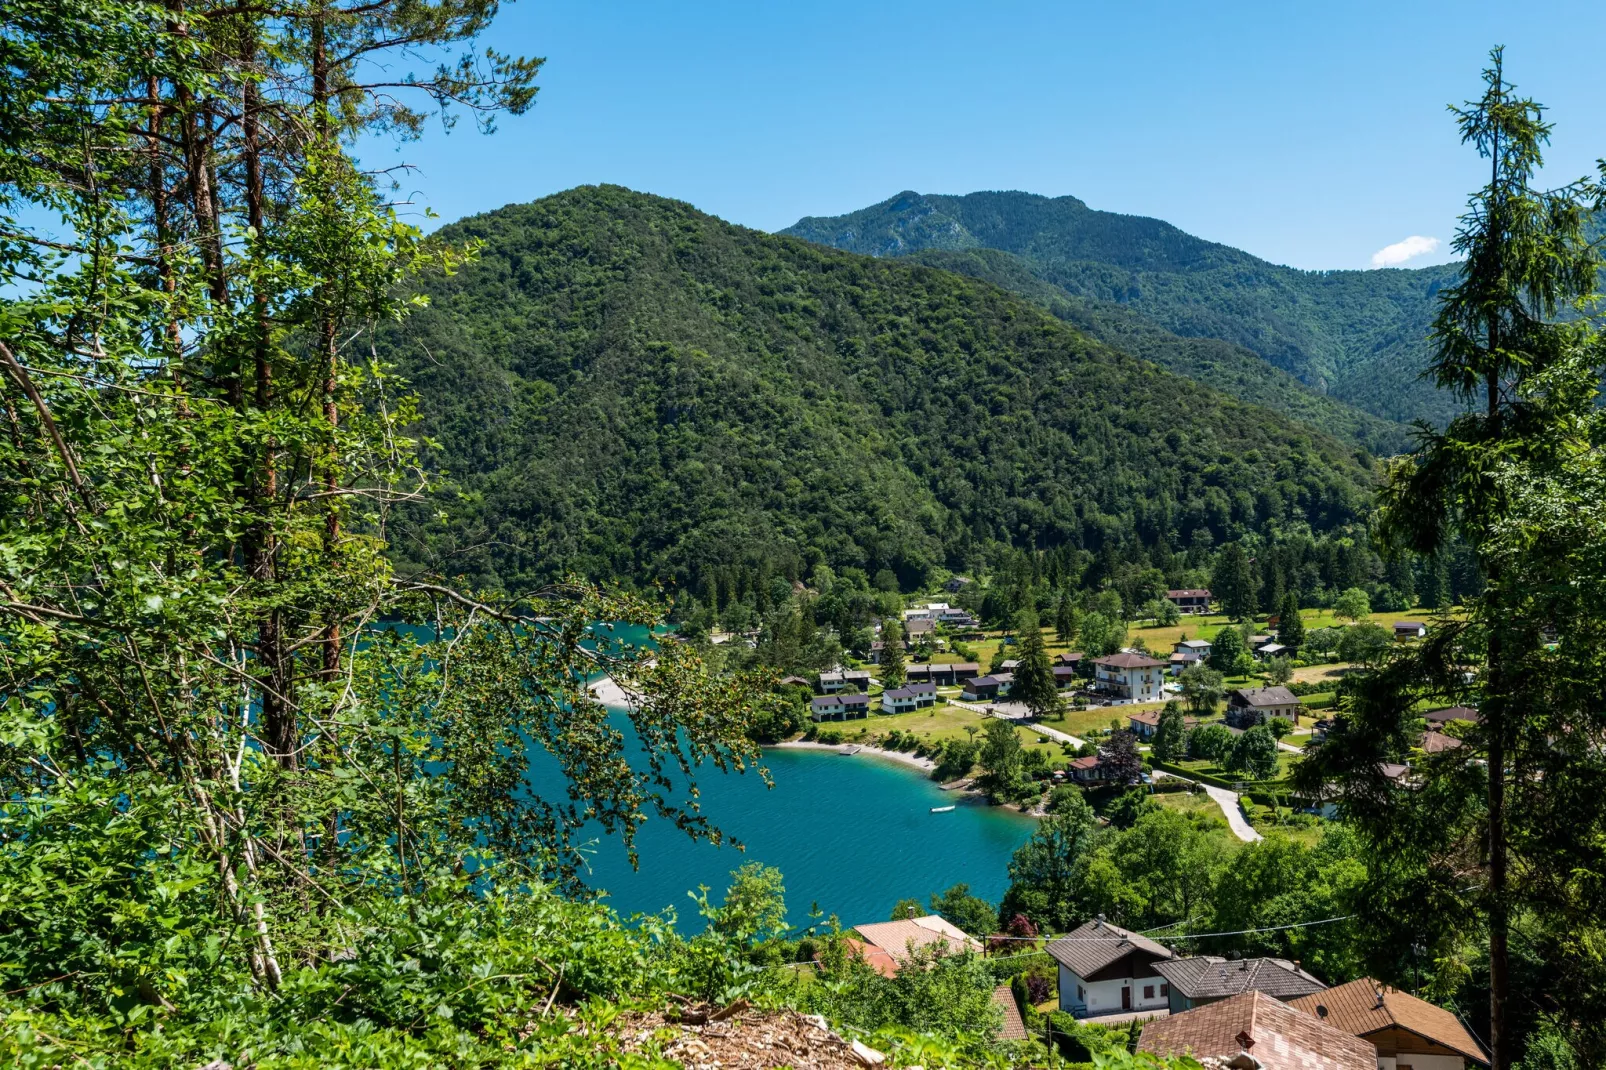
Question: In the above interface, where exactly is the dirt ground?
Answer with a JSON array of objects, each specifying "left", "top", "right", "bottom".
[{"left": 610, "top": 1001, "right": 885, "bottom": 1070}]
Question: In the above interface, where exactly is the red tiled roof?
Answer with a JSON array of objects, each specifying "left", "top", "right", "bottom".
[
  {"left": 991, "top": 985, "right": 1029, "bottom": 1041},
  {"left": 1139, "top": 990, "right": 1375, "bottom": 1070}
]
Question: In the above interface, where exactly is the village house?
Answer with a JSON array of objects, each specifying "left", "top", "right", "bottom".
[
  {"left": 1046, "top": 917, "right": 1174, "bottom": 1018},
  {"left": 944, "top": 576, "right": 972, "bottom": 593},
  {"left": 1289, "top": 978, "right": 1490, "bottom": 1069},
  {"left": 867, "top": 639, "right": 903, "bottom": 664},
  {"left": 1420, "top": 730, "right": 1462, "bottom": 754},
  {"left": 999, "top": 659, "right": 1021, "bottom": 672},
  {"left": 1092, "top": 652, "right": 1167, "bottom": 704},
  {"left": 778, "top": 675, "right": 811, "bottom": 689},
  {"left": 1393, "top": 621, "right": 1428, "bottom": 641},
  {"left": 1254, "top": 641, "right": 1289, "bottom": 661},
  {"left": 881, "top": 683, "right": 938, "bottom": 714},
  {"left": 1248, "top": 634, "right": 1273, "bottom": 650},
  {"left": 935, "top": 606, "right": 977, "bottom": 627},
  {"left": 811, "top": 693, "right": 871, "bottom": 721},
  {"left": 1174, "top": 638, "right": 1212, "bottom": 664},
  {"left": 1140, "top": 990, "right": 1375, "bottom": 1070},
  {"left": 1226, "top": 686, "right": 1301, "bottom": 728},
  {"left": 842, "top": 669, "right": 872, "bottom": 692},
  {"left": 842, "top": 915, "right": 982, "bottom": 977},
  {"left": 1423, "top": 706, "right": 1478, "bottom": 729},
  {"left": 817, "top": 671, "right": 845, "bottom": 694},
  {"left": 1154, "top": 956, "right": 1327, "bottom": 1013},
  {"left": 904, "top": 618, "right": 936, "bottom": 639},
  {"left": 1053, "top": 666, "right": 1081, "bottom": 690},
  {"left": 990, "top": 985, "right": 1028, "bottom": 1041},
  {"left": 1066, "top": 755, "right": 1107, "bottom": 783},
  {"left": 1128, "top": 708, "right": 1198, "bottom": 740},
  {"left": 962, "top": 673, "right": 1013, "bottom": 701},
  {"left": 1166, "top": 588, "right": 1212, "bottom": 614}
]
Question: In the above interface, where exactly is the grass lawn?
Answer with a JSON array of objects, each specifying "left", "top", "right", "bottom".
[
  {"left": 1131, "top": 605, "right": 1456, "bottom": 654},
  {"left": 810, "top": 701, "right": 1043, "bottom": 750},
  {"left": 1037, "top": 700, "right": 1166, "bottom": 739},
  {"left": 1153, "top": 790, "right": 1246, "bottom": 853}
]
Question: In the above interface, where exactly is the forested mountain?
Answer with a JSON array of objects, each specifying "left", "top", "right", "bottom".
[
  {"left": 384, "top": 185, "right": 1375, "bottom": 595},
  {"left": 783, "top": 191, "right": 1463, "bottom": 427},
  {"left": 901, "top": 247, "right": 1412, "bottom": 455}
]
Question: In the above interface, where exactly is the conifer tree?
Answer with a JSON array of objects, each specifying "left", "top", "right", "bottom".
[
  {"left": 1277, "top": 592, "right": 1305, "bottom": 653},
  {"left": 881, "top": 617, "right": 906, "bottom": 688},
  {"left": 1213, "top": 542, "right": 1258, "bottom": 620},
  {"left": 1010, "top": 611, "right": 1063, "bottom": 719}
]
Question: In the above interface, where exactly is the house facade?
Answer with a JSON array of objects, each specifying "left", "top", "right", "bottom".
[
  {"left": 1165, "top": 589, "right": 1212, "bottom": 614},
  {"left": 1393, "top": 621, "right": 1428, "bottom": 640},
  {"left": 881, "top": 683, "right": 937, "bottom": 714},
  {"left": 1047, "top": 918, "right": 1174, "bottom": 1018},
  {"left": 1173, "top": 639, "right": 1212, "bottom": 664},
  {"left": 810, "top": 694, "right": 870, "bottom": 721},
  {"left": 1092, "top": 652, "right": 1167, "bottom": 703},
  {"left": 1225, "top": 686, "right": 1301, "bottom": 728},
  {"left": 962, "top": 673, "right": 1013, "bottom": 701}
]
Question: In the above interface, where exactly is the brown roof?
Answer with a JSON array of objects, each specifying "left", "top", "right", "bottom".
[
  {"left": 1424, "top": 706, "right": 1479, "bottom": 725},
  {"left": 1167, "top": 589, "right": 1211, "bottom": 598},
  {"left": 850, "top": 915, "right": 981, "bottom": 971},
  {"left": 1154, "top": 956, "right": 1327, "bottom": 1001},
  {"left": 1068, "top": 756, "right": 1101, "bottom": 771},
  {"left": 1095, "top": 652, "right": 1167, "bottom": 669},
  {"left": 1230, "top": 686, "right": 1299, "bottom": 708},
  {"left": 1139, "top": 990, "right": 1375, "bottom": 1070},
  {"left": 991, "top": 985, "right": 1029, "bottom": 1041},
  {"left": 1045, "top": 918, "right": 1172, "bottom": 978},
  {"left": 1289, "top": 978, "right": 1488, "bottom": 1065},
  {"left": 1393, "top": 620, "right": 1426, "bottom": 629},
  {"left": 1056, "top": 651, "right": 1085, "bottom": 663},
  {"left": 1420, "top": 730, "right": 1463, "bottom": 753},
  {"left": 838, "top": 937, "right": 899, "bottom": 977},
  {"left": 1129, "top": 709, "right": 1163, "bottom": 727}
]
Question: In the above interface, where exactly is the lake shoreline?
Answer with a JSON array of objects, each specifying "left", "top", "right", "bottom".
[{"left": 768, "top": 738, "right": 937, "bottom": 774}]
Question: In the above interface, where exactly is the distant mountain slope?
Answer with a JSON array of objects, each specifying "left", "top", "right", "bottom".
[
  {"left": 382, "top": 186, "right": 1373, "bottom": 593},
  {"left": 900, "top": 247, "right": 1411, "bottom": 455},
  {"left": 782, "top": 191, "right": 1463, "bottom": 427}
]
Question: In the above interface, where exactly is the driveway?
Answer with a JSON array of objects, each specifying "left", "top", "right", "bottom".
[
  {"left": 1151, "top": 770, "right": 1263, "bottom": 843},
  {"left": 951, "top": 700, "right": 1088, "bottom": 748}
]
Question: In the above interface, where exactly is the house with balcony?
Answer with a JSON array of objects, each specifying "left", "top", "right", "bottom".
[
  {"left": 1047, "top": 917, "right": 1174, "bottom": 1019},
  {"left": 1165, "top": 589, "right": 1212, "bottom": 614},
  {"left": 881, "top": 683, "right": 937, "bottom": 714},
  {"left": 1092, "top": 652, "right": 1167, "bottom": 704}
]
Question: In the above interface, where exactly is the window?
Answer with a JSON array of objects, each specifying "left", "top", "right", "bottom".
[
  {"left": 1077, "top": 985, "right": 1085, "bottom": 1001},
  {"left": 1160, "top": 983, "right": 1170, "bottom": 997},
  {"left": 1144, "top": 985, "right": 1155, "bottom": 999}
]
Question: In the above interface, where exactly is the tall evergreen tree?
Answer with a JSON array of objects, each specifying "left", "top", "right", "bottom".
[
  {"left": 1151, "top": 701, "right": 1187, "bottom": 762},
  {"left": 1277, "top": 592, "right": 1305, "bottom": 653},
  {"left": 1054, "top": 587, "right": 1079, "bottom": 645},
  {"left": 1010, "top": 612, "right": 1062, "bottom": 719},
  {"left": 1213, "top": 542, "right": 1258, "bottom": 620},
  {"left": 881, "top": 616, "right": 906, "bottom": 687},
  {"left": 1301, "top": 50, "right": 1604, "bottom": 1069}
]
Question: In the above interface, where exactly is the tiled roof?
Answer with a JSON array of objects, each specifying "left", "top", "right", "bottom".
[
  {"left": 1168, "top": 589, "right": 1211, "bottom": 598},
  {"left": 1068, "top": 756, "right": 1101, "bottom": 771},
  {"left": 1095, "top": 652, "right": 1167, "bottom": 669},
  {"left": 841, "top": 693, "right": 870, "bottom": 707},
  {"left": 950, "top": 662, "right": 981, "bottom": 674},
  {"left": 1421, "top": 730, "right": 1463, "bottom": 753},
  {"left": 1056, "top": 651, "right": 1085, "bottom": 663},
  {"left": 1129, "top": 710, "right": 1163, "bottom": 726},
  {"left": 810, "top": 697, "right": 840, "bottom": 709},
  {"left": 991, "top": 985, "right": 1029, "bottom": 1040},
  {"left": 1140, "top": 990, "right": 1375, "bottom": 1070},
  {"left": 1289, "top": 978, "right": 1489, "bottom": 1066},
  {"left": 1045, "top": 918, "right": 1172, "bottom": 978},
  {"left": 851, "top": 916, "right": 981, "bottom": 970},
  {"left": 1424, "top": 706, "right": 1479, "bottom": 724},
  {"left": 1393, "top": 621, "right": 1426, "bottom": 629},
  {"left": 1154, "top": 956, "right": 1327, "bottom": 1001},
  {"left": 1231, "top": 686, "right": 1299, "bottom": 707}
]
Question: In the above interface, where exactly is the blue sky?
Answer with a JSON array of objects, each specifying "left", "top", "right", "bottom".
[{"left": 359, "top": 0, "right": 1606, "bottom": 271}]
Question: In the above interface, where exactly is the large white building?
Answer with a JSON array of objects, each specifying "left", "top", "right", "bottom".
[
  {"left": 1092, "top": 651, "right": 1167, "bottom": 704},
  {"left": 1046, "top": 918, "right": 1174, "bottom": 1019}
]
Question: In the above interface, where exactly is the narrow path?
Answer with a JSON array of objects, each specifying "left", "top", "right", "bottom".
[
  {"left": 950, "top": 700, "right": 1088, "bottom": 748},
  {"left": 1151, "top": 771, "right": 1263, "bottom": 843}
]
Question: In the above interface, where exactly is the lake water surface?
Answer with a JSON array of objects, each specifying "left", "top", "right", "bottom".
[{"left": 571, "top": 745, "right": 1035, "bottom": 928}]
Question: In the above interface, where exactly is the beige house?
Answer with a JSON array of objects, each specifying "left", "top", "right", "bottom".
[{"left": 1289, "top": 978, "right": 1490, "bottom": 1069}]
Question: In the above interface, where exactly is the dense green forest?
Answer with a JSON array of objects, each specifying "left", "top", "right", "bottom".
[
  {"left": 386, "top": 186, "right": 1375, "bottom": 595},
  {"left": 783, "top": 190, "right": 1464, "bottom": 426},
  {"left": 903, "top": 246, "right": 1414, "bottom": 454}
]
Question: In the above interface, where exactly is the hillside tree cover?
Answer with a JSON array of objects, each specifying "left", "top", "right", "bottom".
[{"left": 381, "top": 186, "right": 1377, "bottom": 598}]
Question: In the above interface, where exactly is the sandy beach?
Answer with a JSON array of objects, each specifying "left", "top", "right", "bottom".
[
  {"left": 587, "top": 673, "right": 638, "bottom": 709},
  {"left": 769, "top": 738, "right": 936, "bottom": 773}
]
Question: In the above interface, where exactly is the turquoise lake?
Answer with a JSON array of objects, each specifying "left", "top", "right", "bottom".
[{"left": 569, "top": 745, "right": 1036, "bottom": 929}]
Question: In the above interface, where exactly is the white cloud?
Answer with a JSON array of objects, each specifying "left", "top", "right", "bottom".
[{"left": 1370, "top": 235, "right": 1441, "bottom": 269}]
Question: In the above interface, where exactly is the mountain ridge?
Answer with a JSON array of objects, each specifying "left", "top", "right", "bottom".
[
  {"left": 383, "top": 185, "right": 1375, "bottom": 593},
  {"left": 782, "top": 190, "right": 1463, "bottom": 426}
]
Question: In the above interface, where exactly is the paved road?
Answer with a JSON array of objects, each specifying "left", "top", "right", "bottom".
[{"left": 950, "top": 701, "right": 1088, "bottom": 748}]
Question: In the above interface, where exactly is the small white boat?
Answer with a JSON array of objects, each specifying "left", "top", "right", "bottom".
[{"left": 930, "top": 805, "right": 956, "bottom": 813}]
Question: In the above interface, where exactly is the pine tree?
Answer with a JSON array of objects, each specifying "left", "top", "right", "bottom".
[
  {"left": 1277, "top": 592, "right": 1305, "bottom": 653},
  {"left": 1213, "top": 542, "right": 1258, "bottom": 620},
  {"left": 1010, "top": 612, "right": 1063, "bottom": 719},
  {"left": 881, "top": 616, "right": 906, "bottom": 688},
  {"left": 1054, "top": 588, "right": 1078, "bottom": 645},
  {"left": 1151, "top": 702, "right": 1187, "bottom": 762}
]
